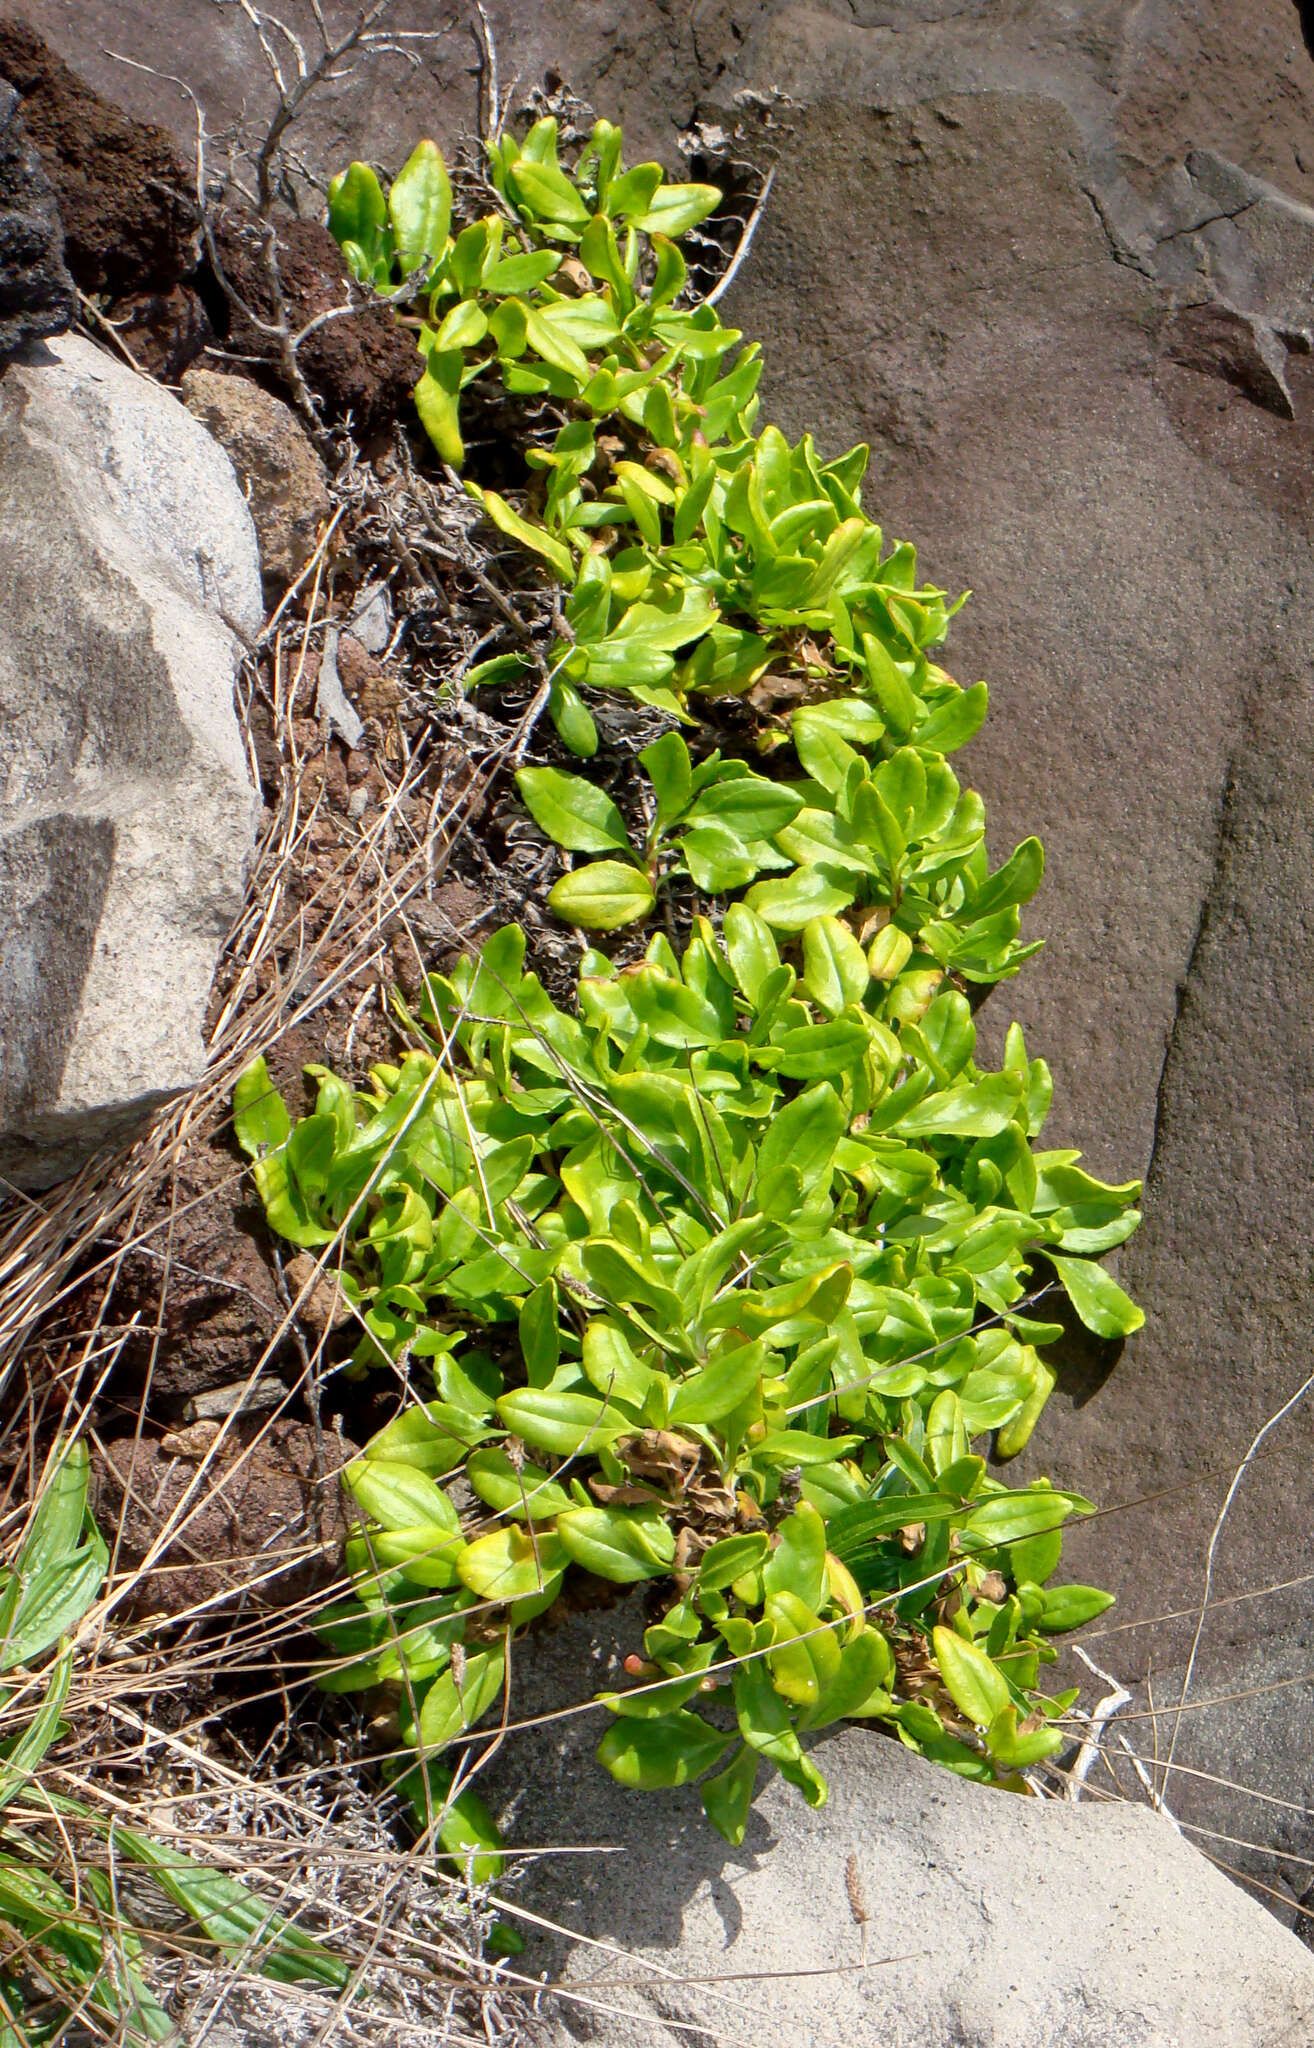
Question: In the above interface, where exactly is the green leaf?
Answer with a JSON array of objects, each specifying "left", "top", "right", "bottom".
[
  {"left": 798, "top": 1629, "right": 894, "bottom": 1729},
  {"left": 415, "top": 346, "right": 465, "bottom": 467},
  {"left": 456, "top": 1526, "right": 567, "bottom": 1603},
  {"left": 755, "top": 1081, "right": 846, "bottom": 1201},
  {"left": 686, "top": 777, "right": 803, "bottom": 838},
  {"left": 985, "top": 1702, "right": 1064, "bottom": 1767},
  {"left": 801, "top": 916, "right": 870, "bottom": 1016},
  {"left": 327, "top": 161, "right": 387, "bottom": 268},
  {"left": 582, "top": 1319, "right": 655, "bottom": 1407},
  {"left": 347, "top": 1459, "right": 461, "bottom": 1536},
  {"left": 696, "top": 1531, "right": 771, "bottom": 1593},
  {"left": 510, "top": 158, "right": 592, "bottom": 227},
  {"left": 517, "top": 765, "right": 632, "bottom": 854},
  {"left": 1037, "top": 1583, "right": 1115, "bottom": 1633},
  {"left": 632, "top": 182, "right": 722, "bottom": 236},
  {"left": 932, "top": 1624, "right": 1010, "bottom": 1728},
  {"left": 745, "top": 867, "right": 855, "bottom": 930},
  {"left": 519, "top": 1279, "right": 561, "bottom": 1388},
  {"left": 761, "top": 1020, "right": 868, "bottom": 1080},
  {"left": 417, "top": 1643, "right": 507, "bottom": 1747},
  {"left": 762, "top": 1504, "right": 827, "bottom": 1611},
  {"left": 556, "top": 1505, "right": 676, "bottom": 1582},
  {"left": 471, "top": 486, "right": 574, "bottom": 579},
  {"left": 233, "top": 1056, "right": 291, "bottom": 1158},
  {"left": 966, "top": 1487, "right": 1087, "bottom": 1545},
  {"left": 1049, "top": 1254, "right": 1144, "bottom": 1339},
  {"left": 765, "top": 1590, "right": 840, "bottom": 1706},
  {"left": 496, "top": 1387, "right": 621, "bottom": 1456},
  {"left": 723, "top": 902, "right": 781, "bottom": 1001},
  {"left": 118, "top": 1832, "right": 349, "bottom": 1988},
  {"left": 597, "top": 1711, "right": 731, "bottom": 1788},
  {"left": 700, "top": 1743, "right": 759, "bottom": 1845},
  {"left": 388, "top": 139, "right": 452, "bottom": 274},
  {"left": 668, "top": 1340, "right": 767, "bottom": 1426},
  {"left": 640, "top": 730, "right": 693, "bottom": 827},
  {"left": 548, "top": 861, "right": 655, "bottom": 931},
  {"left": 968, "top": 837, "right": 1044, "bottom": 919},
  {"left": 464, "top": 1448, "right": 572, "bottom": 1521},
  {"left": 549, "top": 677, "right": 599, "bottom": 756},
  {"left": 893, "top": 1074, "right": 1023, "bottom": 1140}
]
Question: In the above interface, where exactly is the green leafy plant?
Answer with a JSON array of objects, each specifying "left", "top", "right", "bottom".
[
  {"left": 257, "top": 112, "right": 1146, "bottom": 1856},
  {"left": 326, "top": 120, "right": 959, "bottom": 761},
  {"left": 0, "top": 1443, "right": 348, "bottom": 2043},
  {"left": 515, "top": 704, "right": 1043, "bottom": 982},
  {"left": 235, "top": 907, "right": 1136, "bottom": 1843}
]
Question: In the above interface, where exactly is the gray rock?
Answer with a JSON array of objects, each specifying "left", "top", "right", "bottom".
[
  {"left": 0, "top": 333, "right": 261, "bottom": 1186},
  {"left": 0, "top": 77, "right": 72, "bottom": 354},
  {"left": 486, "top": 1605, "right": 1314, "bottom": 2048},
  {"left": 181, "top": 365, "right": 332, "bottom": 591}
]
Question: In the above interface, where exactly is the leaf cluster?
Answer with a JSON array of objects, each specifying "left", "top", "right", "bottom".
[
  {"left": 275, "top": 113, "right": 1148, "bottom": 1855},
  {"left": 326, "top": 121, "right": 959, "bottom": 764},
  {"left": 235, "top": 906, "right": 1137, "bottom": 1840}
]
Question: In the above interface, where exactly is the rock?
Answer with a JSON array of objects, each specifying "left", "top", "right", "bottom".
[
  {"left": 90, "top": 1418, "right": 351, "bottom": 1616},
  {"left": 111, "top": 282, "right": 212, "bottom": 382},
  {"left": 0, "top": 16, "right": 195, "bottom": 296},
  {"left": 181, "top": 365, "right": 332, "bottom": 590},
  {"left": 0, "top": 76, "right": 72, "bottom": 353},
  {"left": 485, "top": 1604, "right": 1314, "bottom": 2048},
  {"left": 0, "top": 332, "right": 261, "bottom": 1187},
  {"left": 1162, "top": 301, "right": 1295, "bottom": 417},
  {"left": 208, "top": 211, "right": 419, "bottom": 436}
]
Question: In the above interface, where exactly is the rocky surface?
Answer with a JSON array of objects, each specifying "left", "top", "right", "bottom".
[
  {"left": 489, "top": 1602, "right": 1314, "bottom": 2047},
  {"left": 0, "top": 331, "right": 260, "bottom": 1185},
  {"left": 0, "top": 15, "right": 195, "bottom": 296},
  {"left": 0, "top": 74, "right": 72, "bottom": 352},
  {"left": 182, "top": 365, "right": 332, "bottom": 590},
  {"left": 90, "top": 1418, "right": 350, "bottom": 1617},
  {"left": 16, "top": 0, "right": 1314, "bottom": 1923},
  {"left": 208, "top": 211, "right": 420, "bottom": 436}
]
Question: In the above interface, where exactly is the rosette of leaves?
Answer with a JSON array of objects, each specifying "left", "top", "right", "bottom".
[
  {"left": 235, "top": 915, "right": 1138, "bottom": 1840},
  {"left": 513, "top": 700, "right": 1043, "bottom": 982}
]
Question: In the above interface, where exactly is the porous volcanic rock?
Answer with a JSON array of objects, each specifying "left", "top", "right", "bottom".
[
  {"left": 0, "top": 15, "right": 195, "bottom": 295},
  {"left": 91, "top": 1419, "right": 351, "bottom": 1616},
  {"left": 0, "top": 332, "right": 261, "bottom": 1186},
  {"left": 208, "top": 211, "right": 418, "bottom": 435},
  {"left": 0, "top": 73, "right": 72, "bottom": 352}
]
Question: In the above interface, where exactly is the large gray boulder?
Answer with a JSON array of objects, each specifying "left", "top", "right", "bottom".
[
  {"left": 0, "top": 333, "right": 261, "bottom": 1186},
  {"left": 489, "top": 1607, "right": 1314, "bottom": 2047}
]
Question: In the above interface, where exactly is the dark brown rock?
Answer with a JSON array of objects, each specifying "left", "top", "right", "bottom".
[
  {"left": 0, "top": 16, "right": 195, "bottom": 295},
  {"left": 110, "top": 282, "right": 211, "bottom": 381},
  {"left": 0, "top": 72, "right": 71, "bottom": 350},
  {"left": 90, "top": 1418, "right": 352, "bottom": 1615},
  {"left": 208, "top": 210, "right": 418, "bottom": 434},
  {"left": 1163, "top": 301, "right": 1295, "bottom": 418}
]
